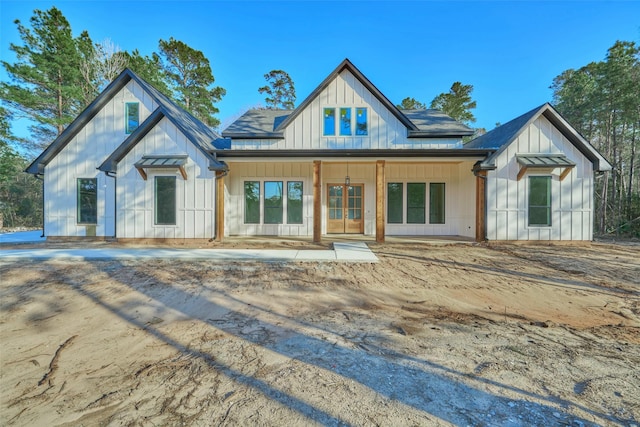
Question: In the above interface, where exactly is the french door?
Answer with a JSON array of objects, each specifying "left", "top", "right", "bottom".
[{"left": 326, "top": 184, "right": 364, "bottom": 234}]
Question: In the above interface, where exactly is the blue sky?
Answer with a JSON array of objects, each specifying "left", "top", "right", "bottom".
[{"left": 1, "top": 0, "right": 639, "bottom": 137}]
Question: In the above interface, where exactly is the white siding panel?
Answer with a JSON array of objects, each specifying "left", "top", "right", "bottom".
[
  {"left": 115, "top": 117, "right": 215, "bottom": 239},
  {"left": 43, "top": 80, "right": 156, "bottom": 237},
  {"left": 484, "top": 115, "right": 595, "bottom": 241}
]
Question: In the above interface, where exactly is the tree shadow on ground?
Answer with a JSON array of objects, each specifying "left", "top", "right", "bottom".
[{"left": 48, "top": 259, "right": 632, "bottom": 426}]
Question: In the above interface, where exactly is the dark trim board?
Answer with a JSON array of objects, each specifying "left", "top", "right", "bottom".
[{"left": 213, "top": 148, "right": 493, "bottom": 159}]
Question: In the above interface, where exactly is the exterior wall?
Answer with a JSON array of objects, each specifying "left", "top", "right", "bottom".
[
  {"left": 115, "top": 118, "right": 216, "bottom": 239},
  {"left": 386, "top": 161, "right": 476, "bottom": 238},
  {"left": 226, "top": 162, "right": 314, "bottom": 236},
  {"left": 44, "top": 80, "right": 157, "bottom": 237},
  {"left": 232, "top": 70, "right": 462, "bottom": 151},
  {"left": 485, "top": 116, "right": 594, "bottom": 241},
  {"left": 225, "top": 160, "right": 476, "bottom": 238}
]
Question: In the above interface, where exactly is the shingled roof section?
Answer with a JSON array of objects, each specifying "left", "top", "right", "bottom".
[
  {"left": 467, "top": 103, "right": 611, "bottom": 172},
  {"left": 222, "top": 109, "right": 291, "bottom": 139},
  {"left": 401, "top": 109, "right": 474, "bottom": 137},
  {"left": 27, "top": 68, "right": 227, "bottom": 175}
]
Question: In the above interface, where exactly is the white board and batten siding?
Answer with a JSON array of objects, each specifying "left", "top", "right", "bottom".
[
  {"left": 44, "top": 80, "right": 157, "bottom": 237},
  {"left": 226, "top": 162, "right": 314, "bottom": 237},
  {"left": 385, "top": 162, "right": 476, "bottom": 238},
  {"left": 485, "top": 115, "right": 594, "bottom": 241},
  {"left": 115, "top": 118, "right": 216, "bottom": 239},
  {"left": 232, "top": 69, "right": 462, "bottom": 151}
]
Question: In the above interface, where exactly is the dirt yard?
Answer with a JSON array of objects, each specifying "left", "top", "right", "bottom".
[{"left": 1, "top": 240, "right": 638, "bottom": 426}]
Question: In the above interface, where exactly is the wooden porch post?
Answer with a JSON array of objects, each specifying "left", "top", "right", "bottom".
[
  {"left": 376, "top": 160, "right": 385, "bottom": 243},
  {"left": 313, "top": 160, "right": 321, "bottom": 243},
  {"left": 475, "top": 170, "right": 486, "bottom": 242},
  {"left": 215, "top": 171, "right": 225, "bottom": 242}
]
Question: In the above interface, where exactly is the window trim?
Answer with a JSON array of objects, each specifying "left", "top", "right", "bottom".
[
  {"left": 244, "top": 181, "right": 261, "bottom": 224},
  {"left": 355, "top": 107, "right": 368, "bottom": 136},
  {"left": 528, "top": 175, "right": 552, "bottom": 227},
  {"left": 287, "top": 181, "right": 304, "bottom": 224},
  {"left": 387, "top": 182, "right": 404, "bottom": 224},
  {"left": 429, "top": 182, "right": 446, "bottom": 224},
  {"left": 125, "top": 102, "right": 140, "bottom": 134},
  {"left": 323, "top": 108, "right": 336, "bottom": 136},
  {"left": 406, "top": 182, "right": 426, "bottom": 224},
  {"left": 154, "top": 176, "right": 177, "bottom": 226},
  {"left": 264, "top": 181, "right": 284, "bottom": 225},
  {"left": 77, "top": 178, "right": 98, "bottom": 225}
]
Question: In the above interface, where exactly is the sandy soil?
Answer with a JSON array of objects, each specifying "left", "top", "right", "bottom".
[{"left": 1, "top": 241, "right": 638, "bottom": 426}]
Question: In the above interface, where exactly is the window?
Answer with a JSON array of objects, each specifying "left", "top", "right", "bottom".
[
  {"left": 125, "top": 102, "right": 139, "bottom": 134},
  {"left": 407, "top": 183, "right": 426, "bottom": 224},
  {"left": 429, "top": 183, "right": 445, "bottom": 224},
  {"left": 154, "top": 176, "right": 176, "bottom": 225},
  {"left": 339, "top": 107, "right": 352, "bottom": 136},
  {"left": 387, "top": 183, "right": 403, "bottom": 224},
  {"left": 287, "top": 181, "right": 303, "bottom": 224},
  {"left": 264, "top": 181, "right": 283, "bottom": 224},
  {"left": 323, "top": 108, "right": 335, "bottom": 136},
  {"left": 529, "top": 176, "right": 551, "bottom": 226},
  {"left": 77, "top": 178, "right": 97, "bottom": 224},
  {"left": 356, "top": 108, "right": 368, "bottom": 135},
  {"left": 244, "top": 181, "right": 260, "bottom": 224}
]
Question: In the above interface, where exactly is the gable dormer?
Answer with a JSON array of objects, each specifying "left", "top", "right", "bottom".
[{"left": 223, "top": 59, "right": 473, "bottom": 151}]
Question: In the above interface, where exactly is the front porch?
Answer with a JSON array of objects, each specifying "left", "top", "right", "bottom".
[{"left": 217, "top": 158, "right": 484, "bottom": 243}]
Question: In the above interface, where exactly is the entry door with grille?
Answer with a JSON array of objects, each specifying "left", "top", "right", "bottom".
[{"left": 326, "top": 184, "right": 364, "bottom": 234}]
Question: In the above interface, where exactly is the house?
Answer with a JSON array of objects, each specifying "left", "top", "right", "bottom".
[{"left": 27, "top": 59, "right": 611, "bottom": 242}]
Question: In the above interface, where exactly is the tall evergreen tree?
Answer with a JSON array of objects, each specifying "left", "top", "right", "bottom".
[
  {"left": 397, "top": 97, "right": 426, "bottom": 110},
  {"left": 552, "top": 40, "right": 640, "bottom": 235},
  {"left": 158, "top": 37, "right": 225, "bottom": 127},
  {"left": 124, "top": 49, "right": 171, "bottom": 96},
  {"left": 258, "top": 70, "right": 296, "bottom": 109},
  {"left": 430, "top": 82, "right": 477, "bottom": 125},
  {"left": 0, "top": 7, "right": 93, "bottom": 153}
]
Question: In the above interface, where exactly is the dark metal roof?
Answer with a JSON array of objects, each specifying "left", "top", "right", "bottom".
[
  {"left": 466, "top": 103, "right": 612, "bottom": 172},
  {"left": 28, "top": 68, "right": 227, "bottom": 175},
  {"left": 134, "top": 154, "right": 188, "bottom": 168},
  {"left": 516, "top": 154, "right": 575, "bottom": 168}
]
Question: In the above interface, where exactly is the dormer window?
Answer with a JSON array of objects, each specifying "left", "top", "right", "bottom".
[{"left": 125, "top": 102, "right": 139, "bottom": 134}]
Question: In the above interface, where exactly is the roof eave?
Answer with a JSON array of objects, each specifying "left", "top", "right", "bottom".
[
  {"left": 215, "top": 148, "right": 492, "bottom": 158},
  {"left": 221, "top": 132, "right": 285, "bottom": 140},
  {"left": 408, "top": 130, "right": 475, "bottom": 138}
]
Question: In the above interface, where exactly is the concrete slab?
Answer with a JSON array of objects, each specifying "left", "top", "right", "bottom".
[
  {"left": 0, "top": 230, "right": 45, "bottom": 244},
  {"left": 333, "top": 242, "right": 379, "bottom": 262},
  {"left": 0, "top": 243, "right": 377, "bottom": 263}
]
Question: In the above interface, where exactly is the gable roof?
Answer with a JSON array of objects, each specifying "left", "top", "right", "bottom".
[
  {"left": 222, "top": 58, "right": 473, "bottom": 140},
  {"left": 27, "top": 68, "right": 227, "bottom": 175},
  {"left": 467, "top": 103, "right": 612, "bottom": 172}
]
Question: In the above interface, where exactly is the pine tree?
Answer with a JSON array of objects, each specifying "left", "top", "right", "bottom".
[
  {"left": 430, "top": 82, "right": 477, "bottom": 125},
  {"left": 397, "top": 97, "right": 426, "bottom": 110},
  {"left": 158, "top": 37, "right": 225, "bottom": 127},
  {"left": 258, "top": 70, "right": 296, "bottom": 109},
  {"left": 0, "top": 7, "right": 92, "bottom": 152}
]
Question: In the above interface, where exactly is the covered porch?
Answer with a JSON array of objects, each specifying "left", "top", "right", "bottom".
[{"left": 215, "top": 153, "right": 486, "bottom": 243}]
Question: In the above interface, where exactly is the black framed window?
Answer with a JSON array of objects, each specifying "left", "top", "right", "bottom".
[
  {"left": 407, "top": 183, "right": 426, "bottom": 224},
  {"left": 529, "top": 176, "right": 551, "bottom": 226},
  {"left": 77, "top": 178, "right": 97, "bottom": 224},
  {"left": 155, "top": 176, "right": 176, "bottom": 225}
]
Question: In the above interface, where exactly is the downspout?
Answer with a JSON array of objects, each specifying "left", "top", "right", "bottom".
[
  {"left": 103, "top": 170, "right": 117, "bottom": 239},
  {"left": 35, "top": 173, "right": 45, "bottom": 238}
]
